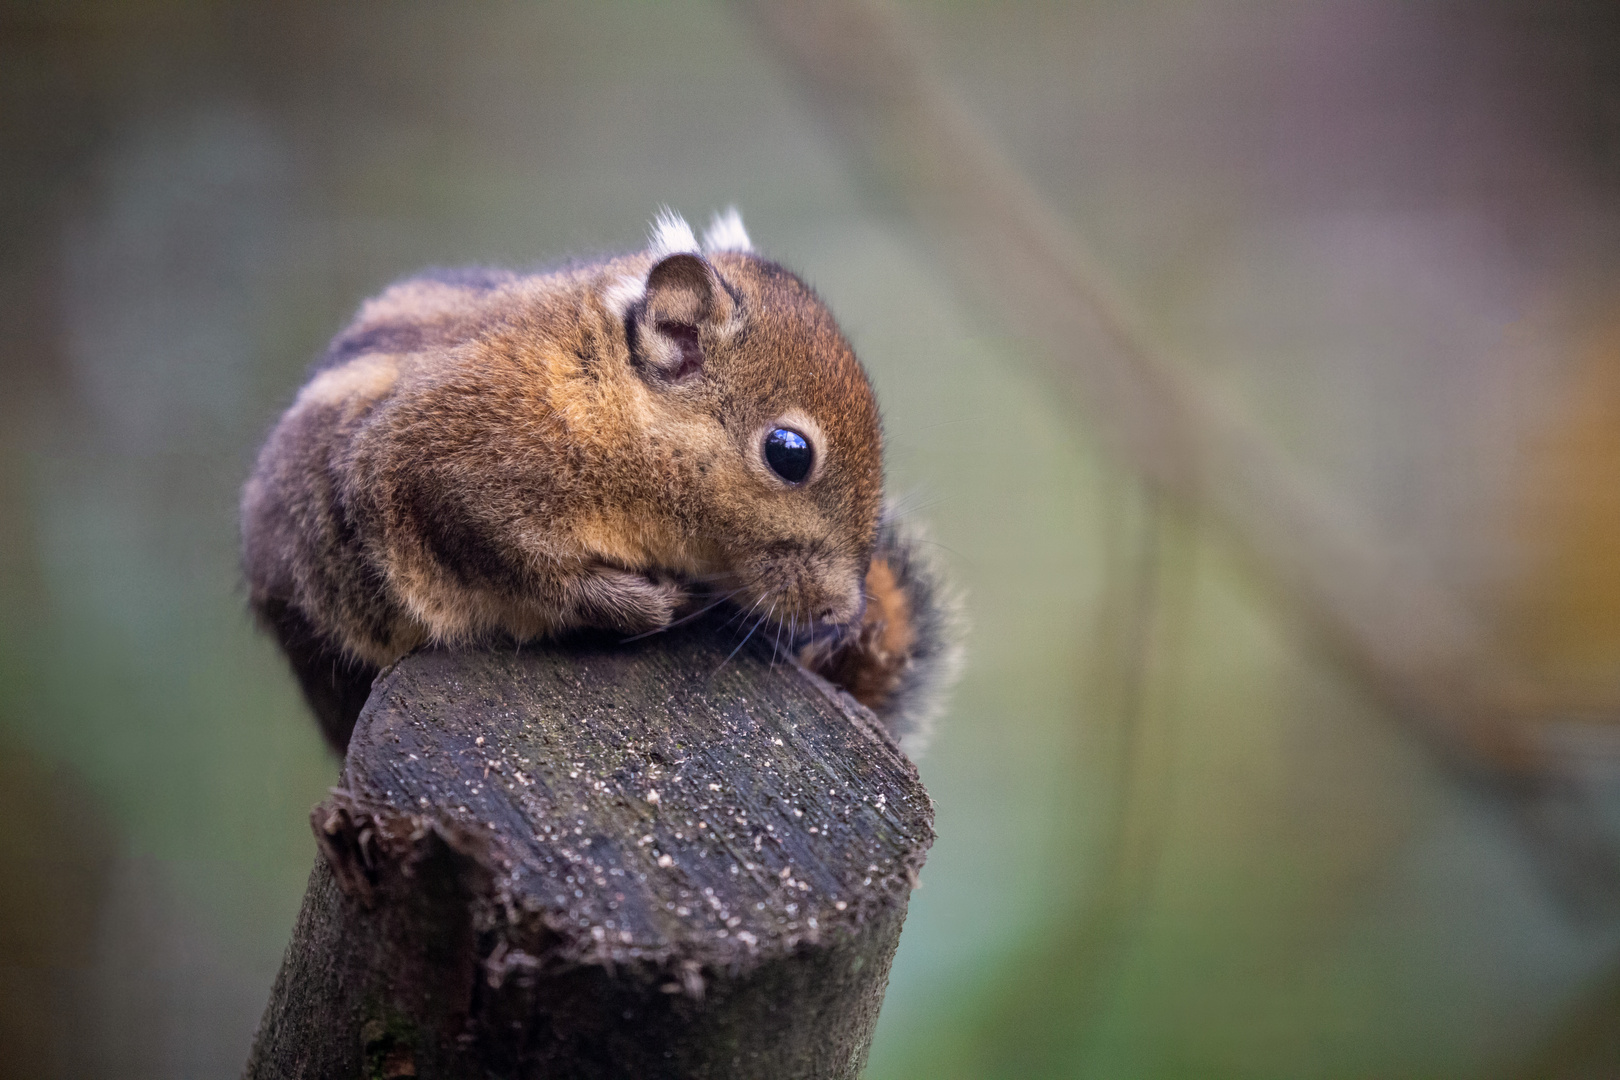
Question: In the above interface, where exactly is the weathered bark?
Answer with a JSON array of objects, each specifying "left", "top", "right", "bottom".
[{"left": 244, "top": 619, "right": 934, "bottom": 1079}]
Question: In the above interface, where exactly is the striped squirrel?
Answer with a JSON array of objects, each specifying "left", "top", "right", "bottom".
[{"left": 242, "top": 209, "right": 960, "bottom": 753}]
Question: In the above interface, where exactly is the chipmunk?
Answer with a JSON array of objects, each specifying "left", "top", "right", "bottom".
[{"left": 241, "top": 209, "right": 960, "bottom": 754}]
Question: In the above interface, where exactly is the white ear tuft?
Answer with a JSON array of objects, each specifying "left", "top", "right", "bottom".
[
  {"left": 702, "top": 207, "right": 752, "bottom": 253},
  {"left": 600, "top": 273, "right": 646, "bottom": 319},
  {"left": 648, "top": 207, "right": 699, "bottom": 259}
]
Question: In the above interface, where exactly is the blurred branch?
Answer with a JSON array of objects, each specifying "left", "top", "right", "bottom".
[{"left": 740, "top": 0, "right": 1555, "bottom": 780}]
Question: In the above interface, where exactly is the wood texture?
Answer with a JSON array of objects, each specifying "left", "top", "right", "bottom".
[{"left": 244, "top": 618, "right": 933, "bottom": 1079}]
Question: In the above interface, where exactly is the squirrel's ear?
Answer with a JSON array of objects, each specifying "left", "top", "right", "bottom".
[{"left": 632, "top": 253, "right": 734, "bottom": 383}]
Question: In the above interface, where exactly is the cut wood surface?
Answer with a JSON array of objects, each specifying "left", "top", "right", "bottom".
[{"left": 243, "top": 618, "right": 934, "bottom": 1079}]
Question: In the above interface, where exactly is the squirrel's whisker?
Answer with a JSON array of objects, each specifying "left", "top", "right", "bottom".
[
  {"left": 723, "top": 592, "right": 767, "bottom": 633},
  {"left": 715, "top": 601, "right": 773, "bottom": 674}
]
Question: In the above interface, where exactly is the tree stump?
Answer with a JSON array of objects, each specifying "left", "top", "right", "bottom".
[{"left": 242, "top": 617, "right": 935, "bottom": 1079}]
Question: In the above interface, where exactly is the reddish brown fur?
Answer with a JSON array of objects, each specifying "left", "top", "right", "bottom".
[{"left": 242, "top": 242, "right": 891, "bottom": 749}]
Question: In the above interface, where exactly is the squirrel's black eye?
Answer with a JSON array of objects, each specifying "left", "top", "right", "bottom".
[{"left": 764, "top": 428, "right": 813, "bottom": 484}]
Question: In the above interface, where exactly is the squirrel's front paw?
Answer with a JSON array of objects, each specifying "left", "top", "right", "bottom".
[
  {"left": 803, "top": 516, "right": 963, "bottom": 749},
  {"left": 570, "top": 567, "right": 686, "bottom": 634}
]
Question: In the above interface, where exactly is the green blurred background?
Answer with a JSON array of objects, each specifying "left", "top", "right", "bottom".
[{"left": 5, "top": 1, "right": 1620, "bottom": 1076}]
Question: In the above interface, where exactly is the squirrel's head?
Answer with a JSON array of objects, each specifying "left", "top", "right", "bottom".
[{"left": 606, "top": 209, "right": 883, "bottom": 636}]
